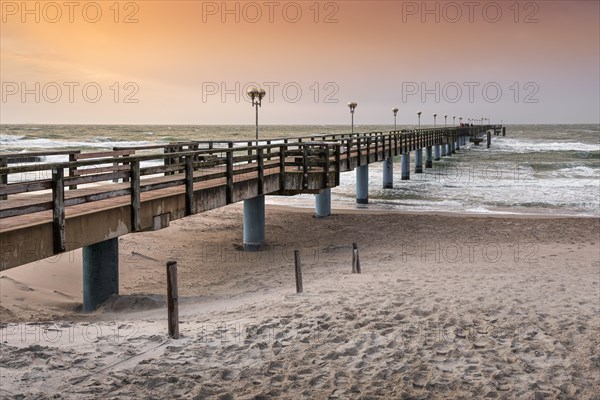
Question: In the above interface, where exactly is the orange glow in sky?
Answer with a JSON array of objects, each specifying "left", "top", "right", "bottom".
[{"left": 1, "top": 1, "right": 598, "bottom": 124}]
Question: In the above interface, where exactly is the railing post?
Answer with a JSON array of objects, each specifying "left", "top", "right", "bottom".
[
  {"left": 68, "top": 153, "right": 78, "bottom": 190},
  {"left": 323, "top": 145, "right": 330, "bottom": 188},
  {"left": 279, "top": 145, "right": 286, "bottom": 191},
  {"left": 130, "top": 160, "right": 141, "bottom": 232},
  {"left": 356, "top": 138, "right": 362, "bottom": 166},
  {"left": 52, "top": 167, "right": 66, "bottom": 253},
  {"left": 366, "top": 137, "right": 371, "bottom": 164},
  {"left": 302, "top": 145, "right": 309, "bottom": 189},
  {"left": 346, "top": 138, "right": 352, "bottom": 170},
  {"left": 334, "top": 144, "right": 341, "bottom": 186},
  {"left": 226, "top": 150, "right": 233, "bottom": 204},
  {"left": 257, "top": 148, "right": 264, "bottom": 195},
  {"left": 0, "top": 157, "right": 7, "bottom": 200},
  {"left": 185, "top": 156, "right": 194, "bottom": 216}
]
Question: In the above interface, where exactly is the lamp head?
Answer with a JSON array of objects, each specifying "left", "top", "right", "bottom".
[
  {"left": 392, "top": 107, "right": 399, "bottom": 115},
  {"left": 417, "top": 111, "right": 422, "bottom": 117}
]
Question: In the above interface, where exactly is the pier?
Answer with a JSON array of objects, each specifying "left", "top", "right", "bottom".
[{"left": 1, "top": 125, "right": 499, "bottom": 310}]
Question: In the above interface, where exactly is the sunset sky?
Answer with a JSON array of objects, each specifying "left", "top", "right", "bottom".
[{"left": 1, "top": 0, "right": 599, "bottom": 124}]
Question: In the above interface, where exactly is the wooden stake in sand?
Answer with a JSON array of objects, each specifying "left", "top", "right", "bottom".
[
  {"left": 166, "top": 261, "right": 179, "bottom": 339},
  {"left": 294, "top": 250, "right": 303, "bottom": 293},
  {"left": 352, "top": 242, "right": 361, "bottom": 274}
]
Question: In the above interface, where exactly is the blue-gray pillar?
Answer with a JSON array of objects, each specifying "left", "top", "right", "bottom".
[
  {"left": 452, "top": 141, "right": 456, "bottom": 154},
  {"left": 425, "top": 147, "right": 433, "bottom": 168},
  {"left": 441, "top": 143, "right": 447, "bottom": 157},
  {"left": 83, "top": 238, "right": 119, "bottom": 312},
  {"left": 383, "top": 157, "right": 393, "bottom": 189},
  {"left": 455, "top": 138, "right": 460, "bottom": 151},
  {"left": 415, "top": 148, "right": 423, "bottom": 173},
  {"left": 315, "top": 188, "right": 331, "bottom": 218},
  {"left": 446, "top": 143, "right": 452, "bottom": 156},
  {"left": 356, "top": 165, "right": 369, "bottom": 204},
  {"left": 401, "top": 152, "right": 410, "bottom": 180},
  {"left": 243, "top": 195, "right": 265, "bottom": 251},
  {"left": 433, "top": 144, "right": 441, "bottom": 161}
]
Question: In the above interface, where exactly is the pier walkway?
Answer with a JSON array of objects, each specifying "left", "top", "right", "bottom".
[{"left": 0, "top": 125, "right": 501, "bottom": 310}]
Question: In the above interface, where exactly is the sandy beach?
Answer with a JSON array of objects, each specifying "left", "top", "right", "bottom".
[{"left": 1, "top": 205, "right": 599, "bottom": 399}]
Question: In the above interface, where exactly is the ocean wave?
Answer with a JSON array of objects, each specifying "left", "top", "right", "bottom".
[
  {"left": 0, "top": 136, "right": 165, "bottom": 152},
  {"left": 494, "top": 138, "right": 599, "bottom": 153}
]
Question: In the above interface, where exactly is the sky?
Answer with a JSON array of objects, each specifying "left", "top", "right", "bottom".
[{"left": 1, "top": 0, "right": 599, "bottom": 125}]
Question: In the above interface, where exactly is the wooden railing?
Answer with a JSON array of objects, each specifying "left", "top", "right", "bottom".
[{"left": 0, "top": 127, "right": 495, "bottom": 253}]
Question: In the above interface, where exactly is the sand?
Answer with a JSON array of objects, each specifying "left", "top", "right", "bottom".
[{"left": 1, "top": 205, "right": 599, "bottom": 399}]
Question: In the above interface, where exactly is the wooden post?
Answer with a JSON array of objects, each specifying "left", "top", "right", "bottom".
[
  {"left": 0, "top": 157, "right": 7, "bottom": 200},
  {"left": 68, "top": 153, "right": 78, "bottom": 190},
  {"left": 279, "top": 145, "right": 286, "bottom": 191},
  {"left": 130, "top": 160, "right": 141, "bottom": 232},
  {"left": 352, "top": 242, "right": 361, "bottom": 274},
  {"left": 323, "top": 145, "right": 330, "bottom": 188},
  {"left": 294, "top": 250, "right": 303, "bottom": 294},
  {"left": 166, "top": 261, "right": 179, "bottom": 339},
  {"left": 334, "top": 144, "right": 341, "bottom": 186},
  {"left": 185, "top": 156, "right": 194, "bottom": 216},
  {"left": 302, "top": 145, "right": 308, "bottom": 189},
  {"left": 52, "top": 167, "right": 66, "bottom": 253},
  {"left": 226, "top": 151, "right": 233, "bottom": 204},
  {"left": 257, "top": 148, "right": 264, "bottom": 195}
]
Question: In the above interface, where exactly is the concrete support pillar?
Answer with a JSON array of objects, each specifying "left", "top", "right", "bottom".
[
  {"left": 425, "top": 146, "right": 433, "bottom": 168},
  {"left": 441, "top": 143, "right": 447, "bottom": 157},
  {"left": 315, "top": 188, "right": 331, "bottom": 218},
  {"left": 83, "top": 238, "right": 119, "bottom": 312},
  {"left": 451, "top": 141, "right": 456, "bottom": 154},
  {"left": 401, "top": 152, "right": 410, "bottom": 180},
  {"left": 433, "top": 144, "right": 441, "bottom": 161},
  {"left": 383, "top": 157, "right": 393, "bottom": 189},
  {"left": 446, "top": 143, "right": 452, "bottom": 157},
  {"left": 415, "top": 148, "right": 423, "bottom": 173},
  {"left": 243, "top": 195, "right": 265, "bottom": 251},
  {"left": 356, "top": 165, "right": 369, "bottom": 204},
  {"left": 455, "top": 138, "right": 460, "bottom": 151},
  {"left": 487, "top": 131, "right": 492, "bottom": 148}
]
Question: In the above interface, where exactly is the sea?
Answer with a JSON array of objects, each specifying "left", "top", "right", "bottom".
[{"left": 1, "top": 124, "right": 599, "bottom": 217}]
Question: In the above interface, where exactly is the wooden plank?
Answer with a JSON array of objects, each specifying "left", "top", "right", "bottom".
[
  {"left": 52, "top": 168, "right": 66, "bottom": 253},
  {"left": 166, "top": 261, "right": 179, "bottom": 339},
  {"left": 130, "top": 160, "right": 141, "bottom": 232},
  {"left": 0, "top": 202, "right": 53, "bottom": 218},
  {"left": 185, "top": 156, "right": 194, "bottom": 216},
  {"left": 74, "top": 150, "right": 133, "bottom": 159},
  {"left": 0, "top": 180, "right": 53, "bottom": 196}
]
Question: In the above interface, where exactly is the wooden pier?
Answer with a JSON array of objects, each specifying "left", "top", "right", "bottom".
[{"left": 1, "top": 125, "right": 499, "bottom": 308}]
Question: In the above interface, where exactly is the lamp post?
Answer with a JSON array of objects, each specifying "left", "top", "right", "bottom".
[
  {"left": 417, "top": 111, "right": 422, "bottom": 128},
  {"left": 392, "top": 107, "right": 399, "bottom": 130},
  {"left": 444, "top": 115, "right": 448, "bottom": 127},
  {"left": 459, "top": 117, "right": 463, "bottom": 126},
  {"left": 433, "top": 113, "right": 437, "bottom": 128},
  {"left": 247, "top": 86, "right": 266, "bottom": 141},
  {"left": 453, "top": 116, "right": 456, "bottom": 126},
  {"left": 348, "top": 102, "right": 357, "bottom": 134}
]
